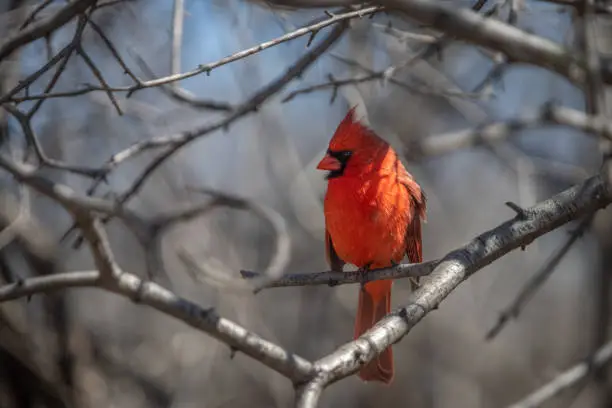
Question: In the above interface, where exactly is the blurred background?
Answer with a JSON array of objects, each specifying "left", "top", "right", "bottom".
[{"left": 0, "top": 0, "right": 610, "bottom": 407}]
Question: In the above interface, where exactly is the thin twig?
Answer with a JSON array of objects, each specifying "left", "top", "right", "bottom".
[
  {"left": 85, "top": 18, "right": 141, "bottom": 83},
  {"left": 0, "top": 27, "right": 81, "bottom": 106},
  {"left": 508, "top": 342, "right": 612, "bottom": 408},
  {"left": 0, "top": 270, "right": 100, "bottom": 301},
  {"left": 60, "top": 22, "right": 349, "bottom": 248},
  {"left": 404, "top": 104, "right": 612, "bottom": 160},
  {"left": 0, "top": 0, "right": 96, "bottom": 63},
  {"left": 485, "top": 215, "right": 593, "bottom": 340},
  {"left": 241, "top": 260, "right": 439, "bottom": 291},
  {"left": 19, "top": 0, "right": 55, "bottom": 30},
  {"left": 9, "top": 6, "right": 380, "bottom": 102},
  {"left": 76, "top": 45, "right": 123, "bottom": 115},
  {"left": 536, "top": 0, "right": 612, "bottom": 14},
  {"left": 282, "top": 56, "right": 483, "bottom": 103},
  {"left": 133, "top": 55, "right": 232, "bottom": 111},
  {"left": 3, "top": 104, "right": 108, "bottom": 178},
  {"left": 27, "top": 14, "right": 88, "bottom": 118}
]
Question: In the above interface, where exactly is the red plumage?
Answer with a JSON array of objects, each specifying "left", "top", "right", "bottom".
[{"left": 317, "top": 107, "right": 426, "bottom": 384}]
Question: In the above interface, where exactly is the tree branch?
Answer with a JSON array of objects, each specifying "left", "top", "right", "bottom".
[
  {"left": 508, "top": 341, "right": 612, "bottom": 408},
  {"left": 61, "top": 21, "right": 349, "bottom": 249},
  {"left": 8, "top": 5, "right": 379, "bottom": 102},
  {"left": 0, "top": 154, "right": 122, "bottom": 216},
  {"left": 104, "top": 270, "right": 315, "bottom": 382},
  {"left": 0, "top": 270, "right": 100, "bottom": 301},
  {"left": 241, "top": 260, "right": 439, "bottom": 291},
  {"left": 0, "top": 0, "right": 96, "bottom": 63},
  {"left": 485, "top": 215, "right": 593, "bottom": 340},
  {"left": 376, "top": 0, "right": 595, "bottom": 85},
  {"left": 0, "top": 267, "right": 315, "bottom": 383},
  {"left": 405, "top": 104, "right": 612, "bottom": 160}
]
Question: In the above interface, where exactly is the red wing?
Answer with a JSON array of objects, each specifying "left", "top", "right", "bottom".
[
  {"left": 394, "top": 158, "right": 427, "bottom": 263},
  {"left": 325, "top": 229, "right": 345, "bottom": 272},
  {"left": 405, "top": 216, "right": 423, "bottom": 263}
]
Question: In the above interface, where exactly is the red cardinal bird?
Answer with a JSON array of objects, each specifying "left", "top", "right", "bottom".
[{"left": 317, "top": 107, "right": 426, "bottom": 384}]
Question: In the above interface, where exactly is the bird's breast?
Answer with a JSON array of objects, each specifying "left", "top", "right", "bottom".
[{"left": 324, "top": 174, "right": 412, "bottom": 269}]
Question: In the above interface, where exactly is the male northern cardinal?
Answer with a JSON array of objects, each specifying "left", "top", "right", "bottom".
[{"left": 317, "top": 107, "right": 426, "bottom": 384}]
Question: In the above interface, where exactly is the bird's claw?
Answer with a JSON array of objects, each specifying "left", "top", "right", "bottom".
[{"left": 357, "top": 263, "right": 372, "bottom": 291}]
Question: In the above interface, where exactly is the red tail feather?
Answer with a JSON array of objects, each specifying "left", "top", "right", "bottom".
[{"left": 354, "top": 280, "right": 394, "bottom": 384}]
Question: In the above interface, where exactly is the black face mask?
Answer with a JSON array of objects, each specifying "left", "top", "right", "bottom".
[{"left": 325, "top": 149, "right": 353, "bottom": 180}]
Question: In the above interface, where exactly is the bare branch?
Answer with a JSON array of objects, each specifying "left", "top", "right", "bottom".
[
  {"left": 183, "top": 187, "right": 291, "bottom": 283},
  {"left": 59, "top": 22, "right": 348, "bottom": 250},
  {"left": 0, "top": 266, "right": 315, "bottom": 382},
  {"left": 26, "top": 15, "right": 83, "bottom": 118},
  {"left": 405, "top": 104, "right": 612, "bottom": 160},
  {"left": 0, "top": 154, "right": 134, "bottom": 221},
  {"left": 19, "top": 0, "right": 56, "bottom": 30},
  {"left": 281, "top": 66, "right": 482, "bottom": 104},
  {"left": 85, "top": 17, "right": 140, "bottom": 83},
  {"left": 0, "top": 0, "right": 96, "bottom": 63},
  {"left": 75, "top": 215, "right": 122, "bottom": 282},
  {"left": 150, "top": 0, "right": 233, "bottom": 110},
  {"left": 109, "top": 22, "right": 348, "bottom": 208},
  {"left": 106, "top": 270, "right": 315, "bottom": 382},
  {"left": 76, "top": 45, "right": 123, "bottom": 115},
  {"left": 134, "top": 186, "right": 292, "bottom": 283},
  {"left": 537, "top": 0, "right": 612, "bottom": 14},
  {"left": 371, "top": 22, "right": 438, "bottom": 44},
  {"left": 295, "top": 376, "right": 326, "bottom": 408},
  {"left": 0, "top": 270, "right": 100, "bottom": 302},
  {"left": 10, "top": 5, "right": 379, "bottom": 102},
  {"left": 485, "top": 215, "right": 593, "bottom": 340},
  {"left": 508, "top": 341, "right": 612, "bottom": 408},
  {"left": 0, "top": 187, "right": 56, "bottom": 263},
  {"left": 0, "top": 15, "right": 87, "bottom": 107},
  {"left": 133, "top": 55, "right": 233, "bottom": 112},
  {"left": 3, "top": 104, "right": 107, "bottom": 178},
  {"left": 376, "top": 0, "right": 593, "bottom": 85},
  {"left": 241, "top": 260, "right": 438, "bottom": 291},
  {"left": 115, "top": 0, "right": 234, "bottom": 112}
]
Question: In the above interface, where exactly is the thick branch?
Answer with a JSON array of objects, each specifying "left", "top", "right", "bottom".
[
  {"left": 302, "top": 174, "right": 611, "bottom": 402},
  {"left": 0, "top": 154, "right": 121, "bottom": 216},
  {"left": 405, "top": 105, "right": 612, "bottom": 160},
  {"left": 376, "top": 0, "right": 593, "bottom": 84},
  {"left": 105, "top": 271, "right": 314, "bottom": 382},
  {"left": 0, "top": 267, "right": 314, "bottom": 382}
]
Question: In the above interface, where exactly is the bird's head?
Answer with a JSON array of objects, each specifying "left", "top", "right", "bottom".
[{"left": 317, "top": 106, "right": 389, "bottom": 180}]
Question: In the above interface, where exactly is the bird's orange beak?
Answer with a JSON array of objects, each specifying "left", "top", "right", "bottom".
[{"left": 317, "top": 153, "right": 341, "bottom": 171}]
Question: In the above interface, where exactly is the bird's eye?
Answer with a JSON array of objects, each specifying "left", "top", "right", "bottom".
[
  {"left": 329, "top": 150, "right": 352, "bottom": 163},
  {"left": 339, "top": 151, "right": 352, "bottom": 160}
]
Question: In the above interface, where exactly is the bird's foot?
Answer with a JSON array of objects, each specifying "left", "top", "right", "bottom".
[{"left": 357, "top": 263, "right": 372, "bottom": 291}]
